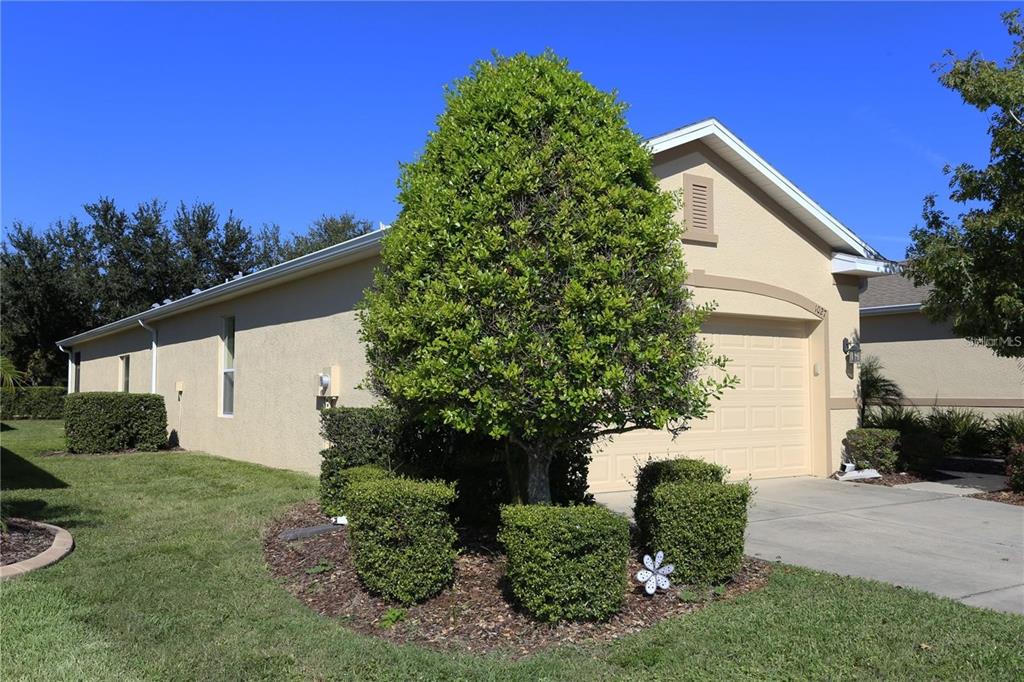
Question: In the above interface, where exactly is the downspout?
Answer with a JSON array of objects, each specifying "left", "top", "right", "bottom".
[
  {"left": 58, "top": 344, "right": 73, "bottom": 393},
  {"left": 139, "top": 320, "right": 157, "bottom": 393}
]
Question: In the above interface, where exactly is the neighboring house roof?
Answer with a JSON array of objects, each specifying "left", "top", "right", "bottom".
[
  {"left": 860, "top": 271, "right": 931, "bottom": 315},
  {"left": 648, "top": 118, "right": 880, "bottom": 260},
  {"left": 59, "top": 119, "right": 887, "bottom": 347}
]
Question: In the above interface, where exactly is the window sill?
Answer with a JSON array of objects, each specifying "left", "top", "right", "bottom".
[{"left": 681, "top": 233, "right": 719, "bottom": 246}]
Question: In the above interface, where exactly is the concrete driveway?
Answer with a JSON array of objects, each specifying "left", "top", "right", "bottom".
[{"left": 597, "top": 477, "right": 1024, "bottom": 614}]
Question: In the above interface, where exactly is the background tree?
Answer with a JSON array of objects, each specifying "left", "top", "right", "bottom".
[
  {"left": 279, "top": 214, "right": 373, "bottom": 261},
  {"left": 906, "top": 10, "right": 1024, "bottom": 358},
  {"left": 360, "top": 52, "right": 733, "bottom": 504}
]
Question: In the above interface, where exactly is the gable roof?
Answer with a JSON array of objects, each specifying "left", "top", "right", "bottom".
[
  {"left": 648, "top": 118, "right": 879, "bottom": 259},
  {"left": 860, "top": 271, "right": 931, "bottom": 314},
  {"left": 59, "top": 119, "right": 884, "bottom": 347}
]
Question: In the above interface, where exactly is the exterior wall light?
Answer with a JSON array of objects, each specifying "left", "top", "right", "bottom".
[{"left": 843, "top": 337, "right": 862, "bottom": 365}]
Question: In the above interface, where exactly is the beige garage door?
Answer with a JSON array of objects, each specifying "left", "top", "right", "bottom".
[{"left": 588, "top": 316, "right": 812, "bottom": 493}]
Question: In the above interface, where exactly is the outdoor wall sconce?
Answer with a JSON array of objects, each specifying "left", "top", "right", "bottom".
[{"left": 843, "top": 337, "right": 862, "bottom": 365}]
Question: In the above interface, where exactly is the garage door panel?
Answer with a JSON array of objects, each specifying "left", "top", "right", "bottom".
[{"left": 588, "top": 316, "right": 813, "bottom": 493}]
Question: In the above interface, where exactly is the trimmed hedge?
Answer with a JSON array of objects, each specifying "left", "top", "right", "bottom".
[
  {"left": 64, "top": 392, "right": 167, "bottom": 453},
  {"left": 0, "top": 386, "right": 66, "bottom": 419},
  {"left": 320, "top": 464, "right": 391, "bottom": 517},
  {"left": 498, "top": 504, "right": 630, "bottom": 622},
  {"left": 347, "top": 477, "right": 457, "bottom": 604},
  {"left": 843, "top": 428, "right": 900, "bottom": 473},
  {"left": 1006, "top": 443, "right": 1024, "bottom": 494},
  {"left": 648, "top": 481, "right": 751, "bottom": 585},
  {"left": 319, "top": 406, "right": 403, "bottom": 469},
  {"left": 634, "top": 458, "right": 727, "bottom": 549}
]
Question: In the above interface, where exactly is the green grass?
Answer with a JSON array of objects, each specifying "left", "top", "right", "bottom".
[{"left": 2, "top": 420, "right": 1022, "bottom": 681}]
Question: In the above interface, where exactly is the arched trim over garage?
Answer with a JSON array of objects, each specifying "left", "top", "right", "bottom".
[{"left": 688, "top": 270, "right": 827, "bottom": 320}]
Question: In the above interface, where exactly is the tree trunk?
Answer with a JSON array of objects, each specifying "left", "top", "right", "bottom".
[{"left": 525, "top": 447, "right": 554, "bottom": 504}]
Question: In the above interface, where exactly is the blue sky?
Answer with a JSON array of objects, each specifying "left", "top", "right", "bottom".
[{"left": 2, "top": 2, "right": 1015, "bottom": 260}]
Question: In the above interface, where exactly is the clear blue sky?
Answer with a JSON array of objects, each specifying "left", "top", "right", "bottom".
[{"left": 2, "top": 2, "right": 1016, "bottom": 260}]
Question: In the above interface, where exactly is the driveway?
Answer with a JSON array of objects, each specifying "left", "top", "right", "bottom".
[{"left": 596, "top": 477, "right": 1024, "bottom": 614}]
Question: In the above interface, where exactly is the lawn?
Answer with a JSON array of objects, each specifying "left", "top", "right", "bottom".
[{"left": 2, "top": 420, "right": 1022, "bottom": 681}]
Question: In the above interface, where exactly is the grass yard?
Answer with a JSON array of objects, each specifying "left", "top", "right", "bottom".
[{"left": 2, "top": 420, "right": 1022, "bottom": 681}]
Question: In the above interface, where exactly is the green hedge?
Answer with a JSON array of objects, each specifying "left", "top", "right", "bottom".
[
  {"left": 843, "top": 428, "right": 900, "bottom": 473},
  {"left": 498, "top": 504, "right": 629, "bottom": 622},
  {"left": 347, "top": 477, "right": 457, "bottom": 604},
  {"left": 1006, "top": 443, "right": 1024, "bottom": 494},
  {"left": 320, "top": 464, "right": 391, "bottom": 517},
  {"left": 634, "top": 458, "right": 726, "bottom": 549},
  {"left": 0, "top": 386, "right": 66, "bottom": 419},
  {"left": 319, "top": 406, "right": 403, "bottom": 469},
  {"left": 64, "top": 392, "right": 167, "bottom": 453},
  {"left": 648, "top": 481, "right": 751, "bottom": 585}
]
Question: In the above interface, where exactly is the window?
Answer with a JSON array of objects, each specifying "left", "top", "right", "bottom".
[
  {"left": 221, "top": 317, "right": 235, "bottom": 416},
  {"left": 119, "top": 355, "right": 130, "bottom": 392},
  {"left": 73, "top": 352, "right": 81, "bottom": 393},
  {"left": 683, "top": 173, "right": 717, "bottom": 244}
]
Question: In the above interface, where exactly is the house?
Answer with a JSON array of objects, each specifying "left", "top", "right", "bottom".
[
  {"left": 860, "top": 271, "right": 1023, "bottom": 418},
  {"left": 56, "top": 119, "right": 889, "bottom": 491}
]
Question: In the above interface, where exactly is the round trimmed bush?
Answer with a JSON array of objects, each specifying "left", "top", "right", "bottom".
[
  {"left": 498, "top": 504, "right": 629, "bottom": 622},
  {"left": 347, "top": 477, "right": 457, "bottom": 604},
  {"left": 319, "top": 464, "right": 391, "bottom": 517},
  {"left": 634, "top": 458, "right": 727, "bottom": 548},
  {"left": 649, "top": 481, "right": 751, "bottom": 585},
  {"left": 843, "top": 428, "right": 900, "bottom": 473}
]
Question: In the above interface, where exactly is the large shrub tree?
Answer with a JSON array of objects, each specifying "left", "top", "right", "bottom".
[
  {"left": 360, "top": 52, "right": 733, "bottom": 503},
  {"left": 906, "top": 10, "right": 1024, "bottom": 358}
]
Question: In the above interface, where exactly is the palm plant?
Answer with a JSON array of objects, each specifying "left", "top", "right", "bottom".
[
  {"left": 0, "top": 355, "right": 27, "bottom": 389},
  {"left": 857, "top": 356, "right": 904, "bottom": 426}
]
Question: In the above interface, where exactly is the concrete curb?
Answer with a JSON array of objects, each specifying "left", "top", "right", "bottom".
[{"left": 1, "top": 519, "right": 74, "bottom": 579}]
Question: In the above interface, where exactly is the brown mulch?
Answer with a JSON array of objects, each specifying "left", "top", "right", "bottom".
[
  {"left": 848, "top": 470, "right": 960, "bottom": 487},
  {"left": 969, "top": 490, "right": 1024, "bottom": 506},
  {"left": 263, "top": 501, "right": 772, "bottom": 657},
  {"left": 1, "top": 519, "right": 56, "bottom": 566}
]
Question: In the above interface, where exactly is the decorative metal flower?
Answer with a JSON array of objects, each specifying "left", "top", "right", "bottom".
[{"left": 636, "top": 551, "right": 674, "bottom": 595}]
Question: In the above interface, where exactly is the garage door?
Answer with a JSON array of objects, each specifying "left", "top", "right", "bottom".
[{"left": 588, "top": 316, "right": 812, "bottom": 493}]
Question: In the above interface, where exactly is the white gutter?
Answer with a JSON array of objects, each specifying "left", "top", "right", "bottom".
[
  {"left": 58, "top": 344, "right": 73, "bottom": 394},
  {"left": 831, "top": 253, "right": 896, "bottom": 278},
  {"left": 56, "top": 228, "right": 385, "bottom": 347},
  {"left": 139, "top": 320, "right": 157, "bottom": 392},
  {"left": 860, "top": 303, "right": 923, "bottom": 317}
]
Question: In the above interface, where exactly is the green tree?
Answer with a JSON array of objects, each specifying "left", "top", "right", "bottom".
[
  {"left": 906, "top": 10, "right": 1024, "bottom": 358},
  {"left": 279, "top": 214, "right": 373, "bottom": 261},
  {"left": 857, "top": 356, "right": 904, "bottom": 426},
  {"left": 360, "top": 52, "right": 733, "bottom": 503}
]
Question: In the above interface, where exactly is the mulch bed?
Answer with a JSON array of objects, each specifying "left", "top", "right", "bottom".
[
  {"left": 1, "top": 519, "right": 56, "bottom": 566},
  {"left": 850, "top": 470, "right": 960, "bottom": 487},
  {"left": 969, "top": 490, "right": 1024, "bottom": 507},
  {"left": 263, "top": 501, "right": 772, "bottom": 657}
]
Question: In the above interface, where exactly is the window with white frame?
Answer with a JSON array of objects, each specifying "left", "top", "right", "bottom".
[
  {"left": 221, "top": 316, "right": 235, "bottom": 416},
  {"left": 119, "top": 354, "right": 130, "bottom": 392}
]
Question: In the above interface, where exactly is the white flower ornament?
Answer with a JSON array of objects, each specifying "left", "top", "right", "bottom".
[{"left": 636, "top": 551, "right": 674, "bottom": 595}]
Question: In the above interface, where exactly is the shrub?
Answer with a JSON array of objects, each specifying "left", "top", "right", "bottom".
[
  {"left": 499, "top": 504, "right": 629, "bottom": 622},
  {"left": 319, "top": 406, "right": 403, "bottom": 469},
  {"left": 1006, "top": 443, "right": 1024, "bottom": 493},
  {"left": 991, "top": 412, "right": 1024, "bottom": 459},
  {"left": 926, "top": 407, "right": 991, "bottom": 458},
  {"left": 897, "top": 427, "right": 946, "bottom": 473},
  {"left": 64, "top": 392, "right": 167, "bottom": 453},
  {"left": 648, "top": 481, "right": 751, "bottom": 585},
  {"left": 634, "top": 458, "right": 727, "bottom": 548},
  {"left": 347, "top": 477, "right": 457, "bottom": 604},
  {"left": 866, "top": 405, "right": 926, "bottom": 433},
  {"left": 319, "top": 464, "right": 391, "bottom": 517},
  {"left": 0, "top": 386, "right": 66, "bottom": 419},
  {"left": 843, "top": 428, "right": 900, "bottom": 473}
]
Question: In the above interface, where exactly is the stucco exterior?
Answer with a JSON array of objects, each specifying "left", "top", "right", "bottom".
[
  {"left": 860, "top": 311, "right": 1024, "bottom": 417},
  {"left": 62, "top": 120, "right": 878, "bottom": 486}
]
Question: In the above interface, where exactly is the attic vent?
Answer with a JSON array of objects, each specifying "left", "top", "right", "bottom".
[{"left": 683, "top": 174, "right": 716, "bottom": 244}]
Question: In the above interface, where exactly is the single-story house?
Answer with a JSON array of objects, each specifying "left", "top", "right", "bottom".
[
  {"left": 860, "top": 272, "right": 1023, "bottom": 417},
  {"left": 57, "top": 119, "right": 890, "bottom": 492}
]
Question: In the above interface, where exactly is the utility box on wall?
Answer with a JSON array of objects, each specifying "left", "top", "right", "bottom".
[{"left": 318, "top": 365, "right": 341, "bottom": 398}]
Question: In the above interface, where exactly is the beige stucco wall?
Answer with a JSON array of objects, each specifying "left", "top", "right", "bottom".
[
  {"left": 75, "top": 258, "right": 380, "bottom": 474},
  {"left": 648, "top": 142, "right": 861, "bottom": 474},
  {"left": 861, "top": 311, "right": 1024, "bottom": 417},
  {"left": 71, "top": 139, "right": 865, "bottom": 480}
]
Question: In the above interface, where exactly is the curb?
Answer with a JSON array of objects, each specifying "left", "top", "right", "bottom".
[{"left": 1, "top": 519, "right": 74, "bottom": 579}]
